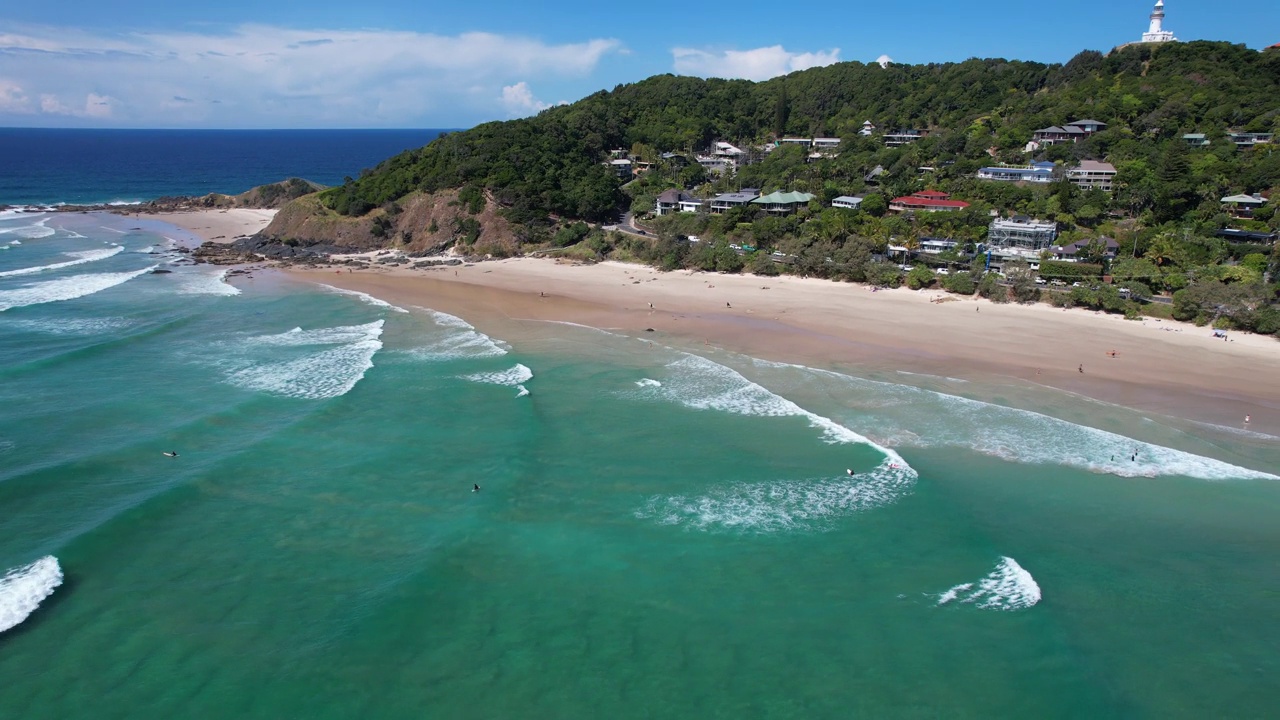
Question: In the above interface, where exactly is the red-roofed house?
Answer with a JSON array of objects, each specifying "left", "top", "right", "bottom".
[{"left": 889, "top": 191, "right": 970, "bottom": 213}]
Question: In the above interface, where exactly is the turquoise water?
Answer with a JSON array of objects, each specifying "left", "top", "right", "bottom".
[{"left": 1, "top": 210, "right": 1279, "bottom": 718}]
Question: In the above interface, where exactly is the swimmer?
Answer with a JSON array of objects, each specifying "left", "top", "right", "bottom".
[
  {"left": 473, "top": 484, "right": 480, "bottom": 493},
  {"left": 163, "top": 451, "right": 179, "bottom": 458},
  {"left": 846, "top": 469, "right": 854, "bottom": 477}
]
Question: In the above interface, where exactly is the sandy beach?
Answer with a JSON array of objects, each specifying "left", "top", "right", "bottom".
[
  {"left": 137, "top": 208, "right": 277, "bottom": 244},
  {"left": 285, "top": 257, "right": 1280, "bottom": 434}
]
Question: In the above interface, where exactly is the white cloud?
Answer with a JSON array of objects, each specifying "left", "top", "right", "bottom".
[
  {"left": 0, "top": 24, "right": 622, "bottom": 126},
  {"left": 500, "top": 82, "right": 549, "bottom": 116},
  {"left": 672, "top": 45, "right": 841, "bottom": 82},
  {"left": 877, "top": 54, "right": 893, "bottom": 68},
  {"left": 0, "top": 79, "right": 30, "bottom": 112}
]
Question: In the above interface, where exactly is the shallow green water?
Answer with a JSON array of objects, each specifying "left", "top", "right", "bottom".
[{"left": 1, "top": 212, "right": 1278, "bottom": 718}]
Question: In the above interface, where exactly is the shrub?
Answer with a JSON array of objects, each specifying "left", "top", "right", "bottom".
[
  {"left": 942, "top": 271, "right": 976, "bottom": 295},
  {"left": 905, "top": 266, "right": 936, "bottom": 290}
]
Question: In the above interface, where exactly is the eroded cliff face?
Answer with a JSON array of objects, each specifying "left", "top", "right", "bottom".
[{"left": 244, "top": 189, "right": 518, "bottom": 258}]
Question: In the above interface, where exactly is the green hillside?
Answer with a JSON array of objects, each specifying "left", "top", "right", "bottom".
[{"left": 303, "top": 41, "right": 1279, "bottom": 333}]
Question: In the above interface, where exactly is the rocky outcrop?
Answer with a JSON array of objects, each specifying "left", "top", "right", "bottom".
[{"left": 247, "top": 189, "right": 518, "bottom": 259}]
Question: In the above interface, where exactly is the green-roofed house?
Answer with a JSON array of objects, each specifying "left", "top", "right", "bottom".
[
  {"left": 750, "top": 190, "right": 815, "bottom": 215},
  {"left": 1183, "top": 133, "right": 1210, "bottom": 147}
]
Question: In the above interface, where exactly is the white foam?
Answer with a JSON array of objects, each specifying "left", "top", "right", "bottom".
[
  {"left": 402, "top": 308, "right": 509, "bottom": 360},
  {"left": 174, "top": 268, "right": 241, "bottom": 296},
  {"left": 251, "top": 320, "right": 385, "bottom": 347},
  {"left": 0, "top": 218, "right": 54, "bottom": 239},
  {"left": 516, "top": 384, "right": 530, "bottom": 398},
  {"left": 754, "top": 360, "right": 1278, "bottom": 481},
  {"left": 97, "top": 226, "right": 128, "bottom": 235},
  {"left": 0, "top": 556, "right": 64, "bottom": 633},
  {"left": 135, "top": 245, "right": 156, "bottom": 254},
  {"left": 0, "top": 266, "right": 155, "bottom": 312},
  {"left": 8, "top": 240, "right": 20, "bottom": 246},
  {"left": 635, "top": 378, "right": 662, "bottom": 388},
  {"left": 226, "top": 320, "right": 384, "bottom": 399},
  {"left": 0, "top": 245, "right": 124, "bottom": 277},
  {"left": 936, "top": 557, "right": 1041, "bottom": 611},
  {"left": 319, "top": 284, "right": 408, "bottom": 313},
  {"left": 465, "top": 363, "right": 533, "bottom": 387},
  {"left": 641, "top": 354, "right": 911, "bottom": 468},
  {"left": 635, "top": 459, "right": 917, "bottom": 533}
]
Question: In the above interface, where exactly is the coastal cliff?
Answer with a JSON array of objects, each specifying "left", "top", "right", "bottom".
[{"left": 220, "top": 188, "right": 517, "bottom": 260}]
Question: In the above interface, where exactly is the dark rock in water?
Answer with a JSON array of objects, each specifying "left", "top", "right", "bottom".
[
  {"left": 645, "top": 328, "right": 655, "bottom": 332},
  {"left": 151, "top": 269, "right": 173, "bottom": 274}
]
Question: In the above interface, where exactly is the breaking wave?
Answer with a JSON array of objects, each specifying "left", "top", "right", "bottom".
[
  {"left": 753, "top": 360, "right": 1278, "bottom": 481},
  {"left": 0, "top": 266, "right": 155, "bottom": 312},
  {"left": 0, "top": 556, "right": 64, "bottom": 633},
  {"left": 465, "top": 363, "right": 533, "bottom": 387},
  {"left": 0, "top": 245, "right": 124, "bottom": 278},
  {"left": 319, "top": 284, "right": 408, "bottom": 313},
  {"left": 0, "top": 218, "right": 55, "bottom": 240},
  {"left": 936, "top": 557, "right": 1041, "bottom": 611},
  {"left": 3, "top": 317, "right": 134, "bottom": 335},
  {"left": 224, "top": 320, "right": 384, "bottom": 399},
  {"left": 635, "top": 459, "right": 916, "bottom": 533},
  {"left": 404, "top": 309, "right": 508, "bottom": 361},
  {"left": 173, "top": 268, "right": 241, "bottom": 296}
]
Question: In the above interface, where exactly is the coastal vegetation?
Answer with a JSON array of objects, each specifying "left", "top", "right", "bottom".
[{"left": 274, "top": 41, "right": 1280, "bottom": 334}]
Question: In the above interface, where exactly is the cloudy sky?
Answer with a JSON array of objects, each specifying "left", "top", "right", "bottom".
[{"left": 0, "top": 0, "right": 1271, "bottom": 128}]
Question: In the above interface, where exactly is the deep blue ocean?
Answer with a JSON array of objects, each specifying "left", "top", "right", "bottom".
[{"left": 0, "top": 129, "right": 451, "bottom": 206}]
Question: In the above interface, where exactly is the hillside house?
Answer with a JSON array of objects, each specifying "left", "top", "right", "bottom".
[
  {"left": 1032, "top": 119, "right": 1107, "bottom": 145},
  {"left": 608, "top": 158, "right": 633, "bottom": 178},
  {"left": 1067, "top": 161, "right": 1117, "bottom": 192},
  {"left": 709, "top": 189, "right": 761, "bottom": 214},
  {"left": 1226, "top": 133, "right": 1273, "bottom": 148},
  {"left": 977, "top": 162, "right": 1056, "bottom": 184},
  {"left": 1049, "top": 236, "right": 1120, "bottom": 262},
  {"left": 1183, "top": 133, "right": 1210, "bottom": 147},
  {"left": 831, "top": 195, "right": 865, "bottom": 210},
  {"left": 1220, "top": 193, "right": 1268, "bottom": 219},
  {"left": 813, "top": 138, "right": 842, "bottom": 151},
  {"left": 884, "top": 130, "right": 925, "bottom": 147},
  {"left": 890, "top": 190, "right": 970, "bottom": 213},
  {"left": 655, "top": 189, "right": 698, "bottom": 216},
  {"left": 751, "top": 191, "right": 815, "bottom": 215},
  {"left": 859, "top": 121, "right": 876, "bottom": 136}
]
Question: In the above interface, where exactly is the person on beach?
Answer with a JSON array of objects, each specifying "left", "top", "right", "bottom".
[
  {"left": 1078, "top": 364, "right": 1084, "bottom": 373},
  {"left": 1245, "top": 415, "right": 1251, "bottom": 424}
]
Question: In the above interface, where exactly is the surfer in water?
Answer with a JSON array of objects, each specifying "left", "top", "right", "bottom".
[
  {"left": 473, "top": 484, "right": 481, "bottom": 493},
  {"left": 163, "top": 451, "right": 179, "bottom": 458},
  {"left": 846, "top": 469, "right": 854, "bottom": 477}
]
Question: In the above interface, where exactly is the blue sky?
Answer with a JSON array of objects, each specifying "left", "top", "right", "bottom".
[{"left": 0, "top": 1, "right": 1274, "bottom": 129}]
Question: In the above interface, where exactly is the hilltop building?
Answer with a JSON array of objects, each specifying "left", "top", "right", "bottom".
[{"left": 1141, "top": 0, "right": 1177, "bottom": 44}]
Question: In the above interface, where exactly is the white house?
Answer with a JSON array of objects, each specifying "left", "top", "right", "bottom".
[
  {"left": 832, "top": 195, "right": 864, "bottom": 210},
  {"left": 1067, "top": 160, "right": 1117, "bottom": 192}
]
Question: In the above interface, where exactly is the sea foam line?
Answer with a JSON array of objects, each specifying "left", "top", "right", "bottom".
[
  {"left": 0, "top": 266, "right": 155, "bottom": 312},
  {"left": 0, "top": 246, "right": 124, "bottom": 278},
  {"left": 319, "top": 284, "right": 408, "bottom": 313},
  {"left": 464, "top": 363, "right": 533, "bottom": 387},
  {"left": 936, "top": 557, "right": 1041, "bottom": 611},
  {"left": 0, "top": 556, "right": 64, "bottom": 633},
  {"left": 753, "top": 359, "right": 1278, "bottom": 482}
]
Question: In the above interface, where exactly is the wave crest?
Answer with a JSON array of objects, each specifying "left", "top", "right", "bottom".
[
  {"left": 0, "top": 556, "right": 64, "bottom": 633},
  {"left": 936, "top": 557, "right": 1041, "bottom": 611}
]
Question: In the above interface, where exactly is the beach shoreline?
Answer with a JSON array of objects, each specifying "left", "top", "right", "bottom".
[
  {"left": 113, "top": 208, "right": 277, "bottom": 245},
  {"left": 280, "top": 256, "right": 1280, "bottom": 436}
]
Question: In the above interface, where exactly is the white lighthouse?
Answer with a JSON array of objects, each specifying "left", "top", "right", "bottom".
[{"left": 1141, "top": 0, "right": 1177, "bottom": 43}]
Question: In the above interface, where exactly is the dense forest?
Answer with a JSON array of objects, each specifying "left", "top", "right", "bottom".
[{"left": 312, "top": 41, "right": 1280, "bottom": 334}]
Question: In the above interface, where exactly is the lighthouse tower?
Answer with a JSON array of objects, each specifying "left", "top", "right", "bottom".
[{"left": 1141, "top": 0, "right": 1177, "bottom": 43}]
